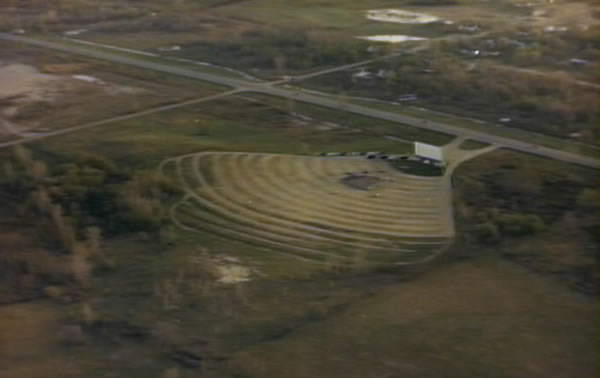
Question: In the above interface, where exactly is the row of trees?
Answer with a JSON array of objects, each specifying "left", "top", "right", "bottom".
[
  {"left": 0, "top": 0, "right": 149, "bottom": 32},
  {"left": 172, "top": 27, "right": 375, "bottom": 76}
]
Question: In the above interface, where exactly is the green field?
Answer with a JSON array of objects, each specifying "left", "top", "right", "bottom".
[{"left": 32, "top": 95, "right": 455, "bottom": 168}]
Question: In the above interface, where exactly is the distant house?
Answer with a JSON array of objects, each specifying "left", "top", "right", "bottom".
[
  {"left": 376, "top": 69, "right": 388, "bottom": 78},
  {"left": 158, "top": 45, "right": 181, "bottom": 52},
  {"left": 481, "top": 51, "right": 501, "bottom": 57},
  {"left": 398, "top": 94, "right": 418, "bottom": 102},
  {"left": 352, "top": 69, "right": 374, "bottom": 79},
  {"left": 570, "top": 58, "right": 590, "bottom": 66},
  {"left": 544, "top": 25, "right": 568, "bottom": 32},
  {"left": 458, "top": 25, "right": 480, "bottom": 32},
  {"left": 366, "top": 46, "right": 379, "bottom": 54},
  {"left": 64, "top": 29, "right": 87, "bottom": 36}
]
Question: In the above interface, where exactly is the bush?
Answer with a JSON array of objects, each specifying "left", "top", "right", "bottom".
[
  {"left": 494, "top": 213, "right": 545, "bottom": 237},
  {"left": 473, "top": 222, "right": 501, "bottom": 244},
  {"left": 576, "top": 189, "right": 599, "bottom": 212}
]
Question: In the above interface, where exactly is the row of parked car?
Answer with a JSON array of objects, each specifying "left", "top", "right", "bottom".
[{"left": 318, "top": 152, "right": 410, "bottom": 160}]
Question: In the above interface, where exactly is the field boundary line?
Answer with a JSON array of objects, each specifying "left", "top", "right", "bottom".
[{"left": 0, "top": 90, "right": 241, "bottom": 149}]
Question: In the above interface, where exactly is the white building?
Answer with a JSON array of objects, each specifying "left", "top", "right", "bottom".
[{"left": 414, "top": 142, "right": 444, "bottom": 165}]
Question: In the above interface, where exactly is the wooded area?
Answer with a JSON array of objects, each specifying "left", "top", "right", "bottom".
[{"left": 0, "top": 146, "right": 181, "bottom": 303}]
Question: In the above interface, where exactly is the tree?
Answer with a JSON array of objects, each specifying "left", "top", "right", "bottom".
[
  {"left": 85, "top": 226, "right": 103, "bottom": 257},
  {"left": 499, "top": 168, "right": 541, "bottom": 196},
  {"left": 274, "top": 55, "right": 286, "bottom": 74},
  {"left": 473, "top": 222, "right": 501, "bottom": 244},
  {"left": 494, "top": 213, "right": 545, "bottom": 236},
  {"left": 576, "top": 188, "right": 599, "bottom": 212},
  {"left": 51, "top": 204, "right": 77, "bottom": 251},
  {"left": 71, "top": 242, "right": 92, "bottom": 289}
]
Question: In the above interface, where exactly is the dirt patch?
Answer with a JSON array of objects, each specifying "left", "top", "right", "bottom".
[
  {"left": 217, "top": 264, "right": 252, "bottom": 284},
  {"left": 0, "top": 60, "right": 152, "bottom": 139},
  {"left": 0, "top": 64, "right": 59, "bottom": 101},
  {"left": 42, "top": 63, "right": 89, "bottom": 74},
  {"left": 340, "top": 173, "right": 381, "bottom": 190}
]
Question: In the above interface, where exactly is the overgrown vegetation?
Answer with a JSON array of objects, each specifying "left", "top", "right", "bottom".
[
  {"left": 308, "top": 52, "right": 598, "bottom": 142},
  {"left": 439, "top": 22, "right": 599, "bottom": 80},
  {"left": 162, "top": 27, "right": 375, "bottom": 77},
  {"left": 452, "top": 149, "right": 599, "bottom": 293},
  {"left": 0, "top": 145, "right": 181, "bottom": 303}
]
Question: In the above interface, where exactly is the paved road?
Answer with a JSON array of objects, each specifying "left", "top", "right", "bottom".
[
  {"left": 265, "top": 86, "right": 599, "bottom": 168},
  {"left": 1, "top": 33, "right": 598, "bottom": 169}
]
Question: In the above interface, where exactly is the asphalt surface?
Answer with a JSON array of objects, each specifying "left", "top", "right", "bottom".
[{"left": 1, "top": 32, "right": 598, "bottom": 169}]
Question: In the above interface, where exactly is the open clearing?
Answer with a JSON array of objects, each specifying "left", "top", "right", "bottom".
[
  {"left": 230, "top": 257, "right": 597, "bottom": 378},
  {"left": 0, "top": 41, "right": 221, "bottom": 143},
  {"left": 162, "top": 152, "right": 453, "bottom": 265}
]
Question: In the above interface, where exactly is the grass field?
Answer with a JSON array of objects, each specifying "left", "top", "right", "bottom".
[
  {"left": 228, "top": 257, "right": 597, "bottom": 378},
  {"left": 0, "top": 41, "right": 224, "bottom": 143},
  {"left": 31, "top": 95, "right": 455, "bottom": 168}
]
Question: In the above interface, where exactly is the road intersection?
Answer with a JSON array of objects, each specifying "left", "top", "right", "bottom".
[{"left": 1, "top": 32, "right": 598, "bottom": 169}]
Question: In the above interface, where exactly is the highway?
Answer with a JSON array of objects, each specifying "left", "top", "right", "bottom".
[{"left": 1, "top": 32, "right": 598, "bottom": 169}]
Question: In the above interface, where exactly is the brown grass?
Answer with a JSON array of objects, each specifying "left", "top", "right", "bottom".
[
  {"left": 230, "top": 257, "right": 597, "bottom": 378},
  {"left": 0, "top": 302, "right": 81, "bottom": 378}
]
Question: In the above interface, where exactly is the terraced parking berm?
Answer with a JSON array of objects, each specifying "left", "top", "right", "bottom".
[{"left": 161, "top": 152, "right": 456, "bottom": 266}]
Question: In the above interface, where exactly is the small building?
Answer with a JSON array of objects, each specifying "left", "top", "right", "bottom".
[
  {"left": 459, "top": 25, "right": 480, "bottom": 32},
  {"left": 398, "top": 94, "right": 418, "bottom": 102},
  {"left": 569, "top": 58, "right": 590, "bottom": 66},
  {"left": 352, "top": 69, "right": 374, "bottom": 80},
  {"left": 158, "top": 45, "right": 181, "bottom": 52},
  {"left": 414, "top": 142, "right": 445, "bottom": 166}
]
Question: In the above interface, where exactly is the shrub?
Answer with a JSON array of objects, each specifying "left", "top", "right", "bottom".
[
  {"left": 494, "top": 213, "right": 545, "bottom": 236},
  {"left": 473, "top": 222, "right": 501, "bottom": 244}
]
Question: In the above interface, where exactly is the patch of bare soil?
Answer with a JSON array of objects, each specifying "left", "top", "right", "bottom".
[
  {"left": 340, "top": 173, "right": 381, "bottom": 191},
  {"left": 0, "top": 63, "right": 58, "bottom": 101},
  {"left": 0, "top": 62, "right": 146, "bottom": 137}
]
